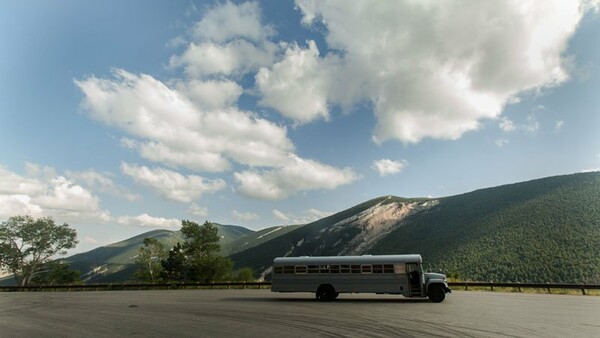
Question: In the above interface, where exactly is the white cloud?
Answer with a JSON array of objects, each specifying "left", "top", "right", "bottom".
[
  {"left": 256, "top": 41, "right": 331, "bottom": 123},
  {"left": 77, "top": 69, "right": 358, "bottom": 200},
  {"left": 192, "top": 1, "right": 273, "bottom": 43},
  {"left": 66, "top": 169, "right": 140, "bottom": 202},
  {"left": 495, "top": 139, "right": 510, "bottom": 147},
  {"left": 293, "top": 0, "right": 595, "bottom": 143},
  {"left": 523, "top": 114, "right": 540, "bottom": 134},
  {"left": 117, "top": 213, "right": 181, "bottom": 229},
  {"left": 272, "top": 208, "right": 332, "bottom": 224},
  {"left": 499, "top": 118, "right": 516, "bottom": 132},
  {"left": 121, "top": 163, "right": 226, "bottom": 203},
  {"left": 188, "top": 203, "right": 209, "bottom": 218},
  {"left": 76, "top": 69, "right": 294, "bottom": 172},
  {"left": 0, "top": 164, "right": 111, "bottom": 223},
  {"left": 371, "top": 159, "right": 408, "bottom": 177},
  {"left": 272, "top": 209, "right": 290, "bottom": 222},
  {"left": 170, "top": 40, "right": 277, "bottom": 77},
  {"left": 175, "top": 79, "right": 243, "bottom": 110},
  {"left": 234, "top": 155, "right": 359, "bottom": 200},
  {"left": 555, "top": 120, "right": 564, "bottom": 131},
  {"left": 170, "top": 1, "right": 277, "bottom": 78},
  {"left": 232, "top": 210, "right": 260, "bottom": 222}
]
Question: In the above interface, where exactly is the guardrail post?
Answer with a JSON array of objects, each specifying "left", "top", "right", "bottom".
[
  {"left": 546, "top": 282, "right": 551, "bottom": 294},
  {"left": 581, "top": 284, "right": 586, "bottom": 296},
  {"left": 517, "top": 282, "right": 521, "bottom": 293},
  {"left": 490, "top": 281, "right": 494, "bottom": 291}
]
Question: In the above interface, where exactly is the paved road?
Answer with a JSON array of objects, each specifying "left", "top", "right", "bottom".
[{"left": 1, "top": 290, "right": 599, "bottom": 337}]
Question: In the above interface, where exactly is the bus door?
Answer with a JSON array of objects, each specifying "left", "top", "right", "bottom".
[{"left": 406, "top": 263, "right": 422, "bottom": 297}]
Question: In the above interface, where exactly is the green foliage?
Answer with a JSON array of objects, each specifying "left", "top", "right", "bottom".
[
  {"left": 229, "top": 173, "right": 600, "bottom": 284},
  {"left": 161, "top": 220, "right": 233, "bottom": 283},
  {"left": 181, "top": 220, "right": 220, "bottom": 258},
  {"left": 187, "top": 255, "right": 233, "bottom": 283},
  {"left": 30, "top": 261, "right": 81, "bottom": 285},
  {"left": 234, "top": 267, "right": 255, "bottom": 282},
  {"left": 0, "top": 215, "right": 78, "bottom": 286},
  {"left": 62, "top": 223, "right": 250, "bottom": 284},
  {"left": 161, "top": 243, "right": 186, "bottom": 282},
  {"left": 371, "top": 172, "right": 600, "bottom": 283},
  {"left": 134, "top": 238, "right": 167, "bottom": 283}
]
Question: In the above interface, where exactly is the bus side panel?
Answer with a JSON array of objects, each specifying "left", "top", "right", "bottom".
[{"left": 272, "top": 274, "right": 409, "bottom": 295}]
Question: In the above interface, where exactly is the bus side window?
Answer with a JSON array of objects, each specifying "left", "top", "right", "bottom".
[
  {"left": 361, "top": 265, "right": 372, "bottom": 274},
  {"left": 295, "top": 265, "right": 307, "bottom": 274},
  {"left": 307, "top": 265, "right": 319, "bottom": 274},
  {"left": 283, "top": 266, "right": 295, "bottom": 274},
  {"left": 373, "top": 264, "right": 383, "bottom": 273},
  {"left": 319, "top": 265, "right": 330, "bottom": 274},
  {"left": 340, "top": 265, "right": 351, "bottom": 273},
  {"left": 274, "top": 266, "right": 283, "bottom": 274},
  {"left": 351, "top": 265, "right": 361, "bottom": 274},
  {"left": 393, "top": 264, "right": 406, "bottom": 274},
  {"left": 330, "top": 265, "right": 340, "bottom": 273},
  {"left": 383, "top": 264, "right": 394, "bottom": 273}
]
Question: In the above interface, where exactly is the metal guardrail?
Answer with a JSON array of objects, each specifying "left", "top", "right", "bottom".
[
  {"left": 0, "top": 281, "right": 270, "bottom": 292},
  {"left": 447, "top": 281, "right": 600, "bottom": 295},
  {"left": 1, "top": 281, "right": 599, "bottom": 295}
]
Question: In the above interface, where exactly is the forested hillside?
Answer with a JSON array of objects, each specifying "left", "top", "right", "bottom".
[
  {"left": 64, "top": 224, "right": 253, "bottom": 283},
  {"left": 11, "top": 172, "right": 596, "bottom": 285},
  {"left": 371, "top": 172, "right": 600, "bottom": 283},
  {"left": 230, "top": 196, "right": 430, "bottom": 274}
]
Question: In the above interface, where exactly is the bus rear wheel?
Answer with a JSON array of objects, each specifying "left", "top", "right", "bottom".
[
  {"left": 428, "top": 284, "right": 446, "bottom": 303},
  {"left": 316, "top": 285, "right": 336, "bottom": 302}
]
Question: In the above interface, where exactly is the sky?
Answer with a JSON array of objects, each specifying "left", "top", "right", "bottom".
[{"left": 1, "top": 0, "right": 600, "bottom": 254}]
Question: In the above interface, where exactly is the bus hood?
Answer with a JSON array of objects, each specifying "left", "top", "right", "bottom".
[{"left": 424, "top": 272, "right": 447, "bottom": 282}]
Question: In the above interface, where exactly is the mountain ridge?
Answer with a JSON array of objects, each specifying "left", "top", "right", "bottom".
[{"left": 3, "top": 171, "right": 598, "bottom": 284}]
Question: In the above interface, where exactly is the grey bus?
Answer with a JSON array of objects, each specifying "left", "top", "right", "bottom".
[{"left": 271, "top": 254, "right": 451, "bottom": 302}]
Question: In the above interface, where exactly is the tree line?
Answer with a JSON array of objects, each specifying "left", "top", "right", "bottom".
[
  {"left": 134, "top": 220, "right": 254, "bottom": 283},
  {"left": 0, "top": 216, "right": 254, "bottom": 286}
]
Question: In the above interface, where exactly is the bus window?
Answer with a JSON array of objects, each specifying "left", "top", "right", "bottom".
[
  {"left": 295, "top": 266, "right": 307, "bottom": 274},
  {"left": 383, "top": 264, "right": 394, "bottom": 273},
  {"left": 340, "top": 265, "right": 351, "bottom": 273},
  {"left": 361, "top": 265, "right": 372, "bottom": 274},
  {"left": 330, "top": 265, "right": 340, "bottom": 273},
  {"left": 319, "top": 265, "right": 330, "bottom": 274},
  {"left": 373, "top": 264, "right": 383, "bottom": 273},
  {"left": 393, "top": 264, "right": 406, "bottom": 274},
  {"left": 283, "top": 266, "right": 295, "bottom": 274},
  {"left": 274, "top": 266, "right": 283, "bottom": 274},
  {"left": 307, "top": 265, "right": 319, "bottom": 274},
  {"left": 351, "top": 265, "right": 361, "bottom": 273}
]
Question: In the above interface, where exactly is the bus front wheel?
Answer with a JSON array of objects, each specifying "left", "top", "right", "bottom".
[
  {"left": 428, "top": 284, "right": 446, "bottom": 303},
  {"left": 316, "top": 285, "right": 336, "bottom": 302}
]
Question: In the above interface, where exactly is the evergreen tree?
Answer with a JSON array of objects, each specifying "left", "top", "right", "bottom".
[
  {"left": 161, "top": 243, "right": 186, "bottom": 282},
  {"left": 180, "top": 220, "right": 233, "bottom": 283}
]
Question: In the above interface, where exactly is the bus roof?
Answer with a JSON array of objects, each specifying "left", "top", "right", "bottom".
[{"left": 273, "top": 254, "right": 422, "bottom": 266}]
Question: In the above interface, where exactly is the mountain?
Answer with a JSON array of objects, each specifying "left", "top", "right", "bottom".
[
  {"left": 11, "top": 172, "right": 597, "bottom": 285},
  {"left": 230, "top": 172, "right": 600, "bottom": 283},
  {"left": 229, "top": 196, "right": 434, "bottom": 277},
  {"left": 65, "top": 223, "right": 253, "bottom": 283},
  {"left": 371, "top": 172, "right": 600, "bottom": 283},
  {"left": 221, "top": 224, "right": 305, "bottom": 256}
]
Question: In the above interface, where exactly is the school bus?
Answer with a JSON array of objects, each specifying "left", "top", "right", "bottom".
[{"left": 271, "top": 254, "right": 451, "bottom": 302}]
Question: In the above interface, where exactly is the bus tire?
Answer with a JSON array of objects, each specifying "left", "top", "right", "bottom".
[
  {"left": 316, "top": 285, "right": 336, "bottom": 302},
  {"left": 428, "top": 284, "right": 445, "bottom": 303}
]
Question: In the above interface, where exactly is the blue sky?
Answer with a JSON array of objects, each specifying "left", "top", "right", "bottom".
[{"left": 1, "top": 0, "right": 599, "bottom": 253}]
